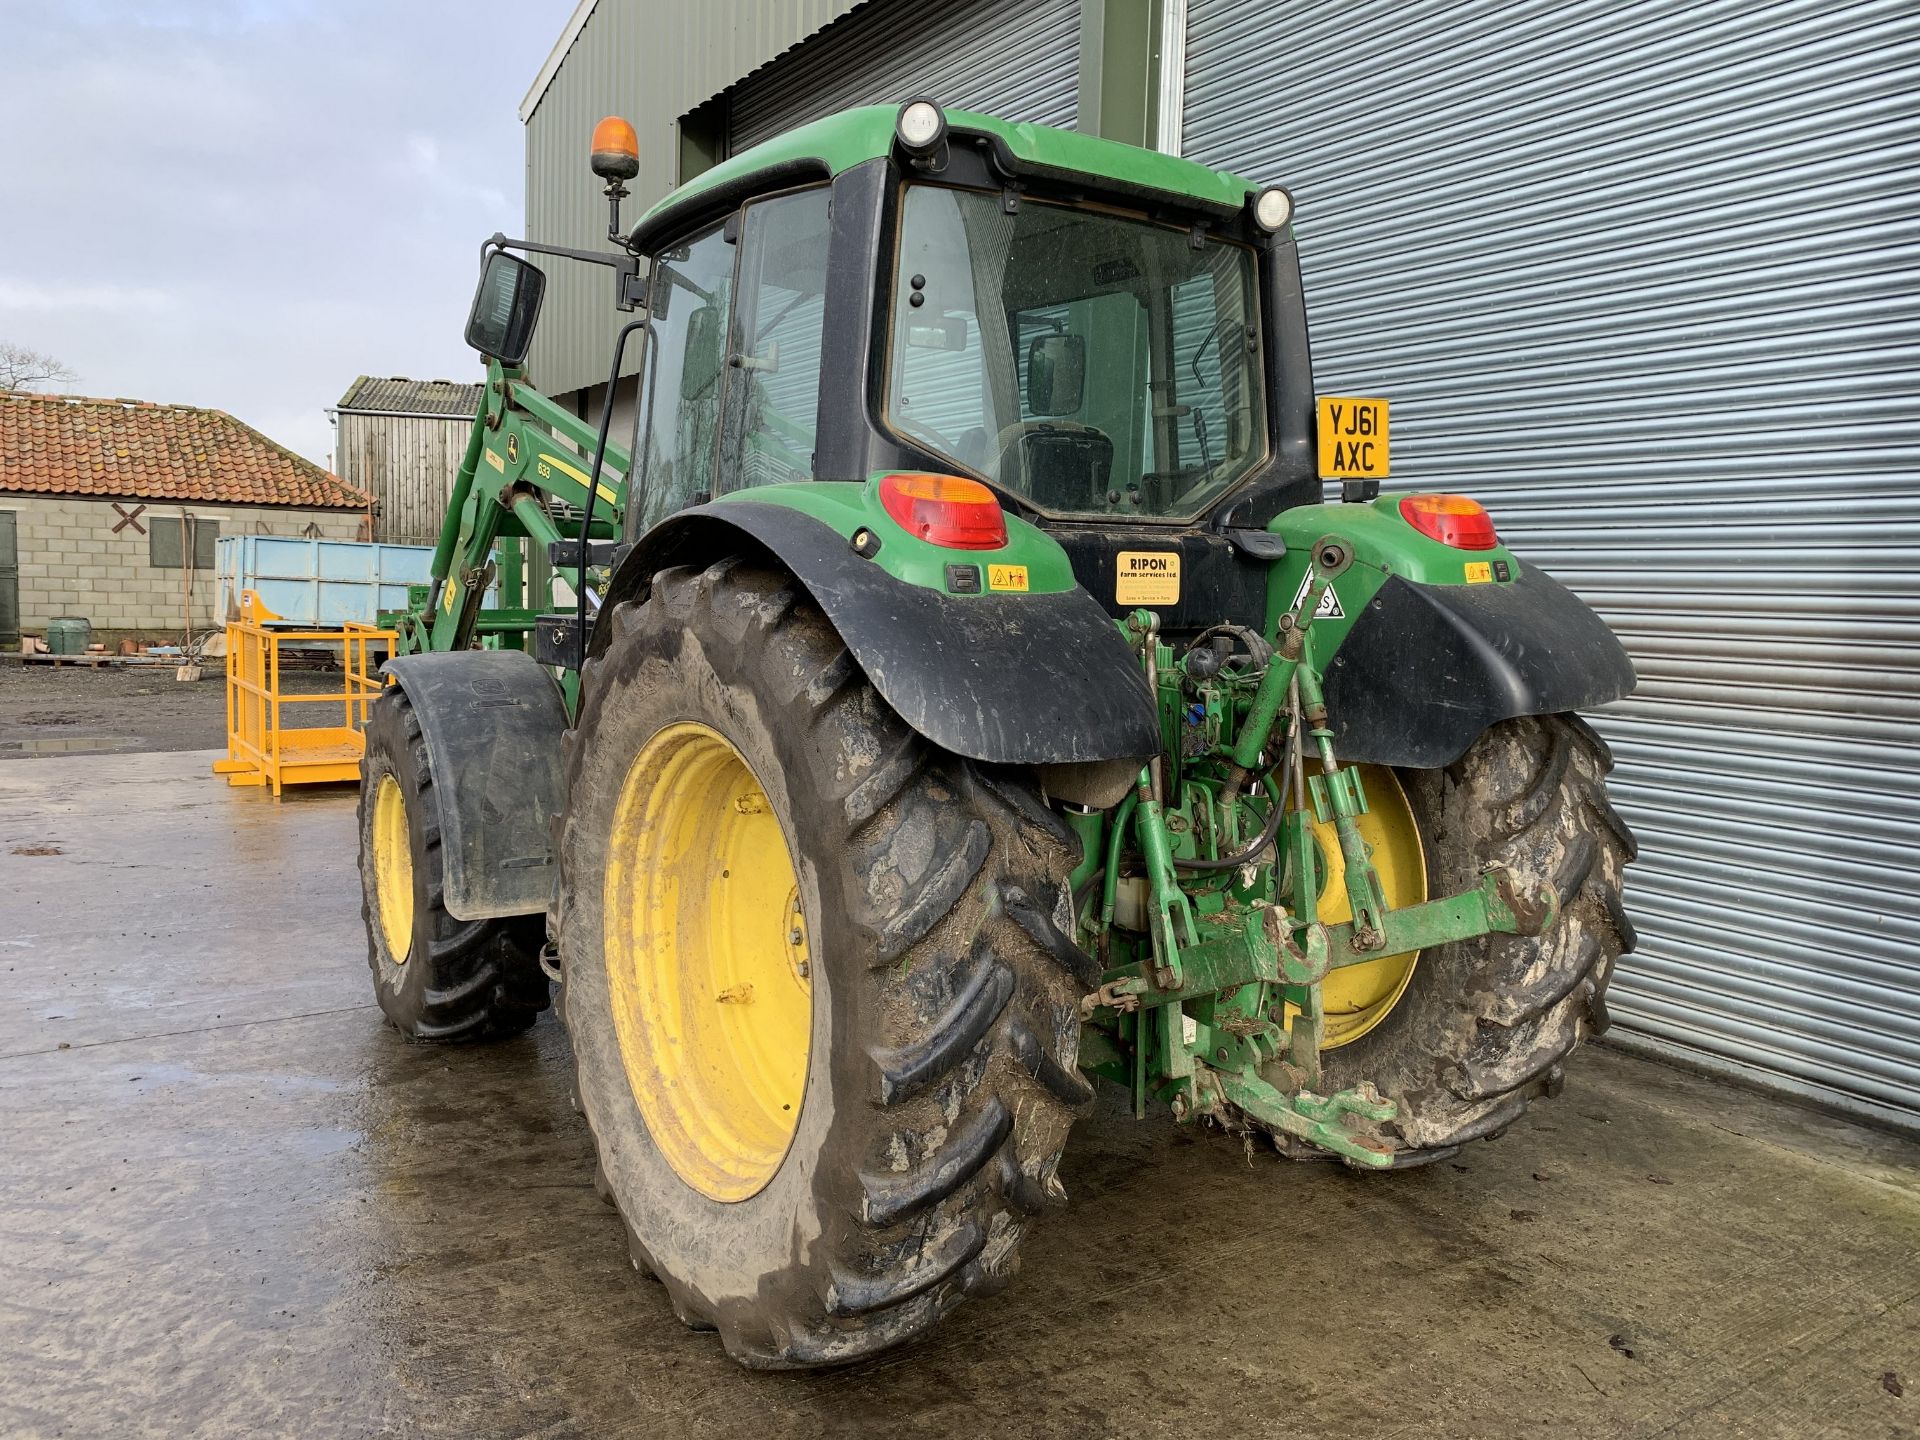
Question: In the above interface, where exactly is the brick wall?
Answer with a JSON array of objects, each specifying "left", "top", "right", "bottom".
[{"left": 0, "top": 496, "right": 364, "bottom": 641}]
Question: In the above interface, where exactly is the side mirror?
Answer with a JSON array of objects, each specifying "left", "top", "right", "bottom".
[
  {"left": 1026, "top": 333, "right": 1086, "bottom": 416},
  {"left": 465, "top": 251, "right": 547, "bottom": 367}
]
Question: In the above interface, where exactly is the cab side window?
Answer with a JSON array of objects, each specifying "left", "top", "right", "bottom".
[
  {"left": 719, "top": 188, "right": 832, "bottom": 490},
  {"left": 888, "top": 185, "right": 995, "bottom": 469},
  {"left": 633, "top": 224, "right": 736, "bottom": 531}
]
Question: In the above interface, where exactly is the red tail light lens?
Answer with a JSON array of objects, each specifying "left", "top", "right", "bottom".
[
  {"left": 878, "top": 472, "right": 1008, "bottom": 550},
  {"left": 1398, "top": 493, "right": 1499, "bottom": 550}
]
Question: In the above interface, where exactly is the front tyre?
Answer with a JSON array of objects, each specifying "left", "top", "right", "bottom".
[
  {"left": 356, "top": 687, "right": 549, "bottom": 1040},
  {"left": 556, "top": 559, "right": 1091, "bottom": 1368}
]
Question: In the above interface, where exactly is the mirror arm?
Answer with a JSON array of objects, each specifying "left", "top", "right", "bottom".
[
  {"left": 482, "top": 231, "right": 633, "bottom": 269},
  {"left": 481, "top": 233, "right": 648, "bottom": 314}
]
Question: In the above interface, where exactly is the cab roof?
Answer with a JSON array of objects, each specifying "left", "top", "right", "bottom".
[{"left": 634, "top": 105, "right": 1266, "bottom": 238}]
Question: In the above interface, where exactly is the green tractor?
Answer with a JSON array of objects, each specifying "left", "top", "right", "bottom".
[{"left": 357, "top": 101, "right": 1636, "bottom": 1367}]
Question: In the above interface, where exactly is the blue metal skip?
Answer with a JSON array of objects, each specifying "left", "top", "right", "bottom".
[{"left": 214, "top": 536, "right": 432, "bottom": 628}]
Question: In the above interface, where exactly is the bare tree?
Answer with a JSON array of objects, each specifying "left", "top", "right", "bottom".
[{"left": 0, "top": 343, "right": 78, "bottom": 391}]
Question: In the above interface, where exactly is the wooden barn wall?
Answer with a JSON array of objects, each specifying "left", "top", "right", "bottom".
[{"left": 336, "top": 414, "right": 470, "bottom": 546}]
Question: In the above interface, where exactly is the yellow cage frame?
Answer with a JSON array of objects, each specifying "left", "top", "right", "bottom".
[{"left": 213, "top": 591, "right": 394, "bottom": 796}]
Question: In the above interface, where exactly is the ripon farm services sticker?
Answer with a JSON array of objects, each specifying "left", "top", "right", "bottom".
[{"left": 1115, "top": 551, "right": 1181, "bottom": 605}]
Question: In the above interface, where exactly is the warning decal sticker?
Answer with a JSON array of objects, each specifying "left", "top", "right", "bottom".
[{"left": 1289, "top": 569, "right": 1346, "bottom": 620}]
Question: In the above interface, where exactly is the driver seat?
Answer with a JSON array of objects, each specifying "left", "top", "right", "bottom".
[{"left": 994, "top": 420, "right": 1115, "bottom": 512}]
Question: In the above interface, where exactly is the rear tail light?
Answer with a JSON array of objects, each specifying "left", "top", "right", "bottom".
[
  {"left": 878, "top": 472, "right": 1007, "bottom": 550},
  {"left": 1398, "top": 493, "right": 1499, "bottom": 550}
]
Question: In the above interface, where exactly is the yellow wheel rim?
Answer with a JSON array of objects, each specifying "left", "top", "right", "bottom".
[
  {"left": 371, "top": 772, "right": 415, "bottom": 963},
  {"left": 1299, "top": 765, "right": 1428, "bottom": 1048},
  {"left": 603, "top": 722, "right": 812, "bottom": 1202}
]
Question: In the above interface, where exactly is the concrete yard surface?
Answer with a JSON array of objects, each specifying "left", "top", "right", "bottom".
[
  {"left": 1, "top": 749, "right": 1915, "bottom": 1439},
  {"left": 0, "top": 662, "right": 353, "bottom": 760}
]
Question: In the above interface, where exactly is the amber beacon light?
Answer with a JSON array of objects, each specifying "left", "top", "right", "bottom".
[{"left": 590, "top": 115, "right": 640, "bottom": 182}]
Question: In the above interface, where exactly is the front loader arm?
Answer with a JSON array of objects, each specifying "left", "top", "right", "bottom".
[{"left": 406, "top": 361, "right": 632, "bottom": 659}]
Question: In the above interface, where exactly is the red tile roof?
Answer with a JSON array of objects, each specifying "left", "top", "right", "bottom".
[{"left": 0, "top": 390, "right": 371, "bottom": 510}]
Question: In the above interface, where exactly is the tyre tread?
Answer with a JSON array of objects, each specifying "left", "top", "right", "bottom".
[
  {"left": 356, "top": 687, "right": 548, "bottom": 1043},
  {"left": 1289, "top": 713, "right": 1634, "bottom": 1157},
  {"left": 555, "top": 559, "right": 1088, "bottom": 1368}
]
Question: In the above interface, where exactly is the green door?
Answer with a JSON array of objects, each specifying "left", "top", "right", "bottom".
[{"left": 0, "top": 511, "right": 18, "bottom": 647}]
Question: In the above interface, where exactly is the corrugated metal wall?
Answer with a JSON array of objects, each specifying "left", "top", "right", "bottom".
[
  {"left": 523, "top": 0, "right": 866, "bottom": 400},
  {"left": 727, "top": 0, "right": 1078, "bottom": 150},
  {"left": 1183, "top": 0, "right": 1920, "bottom": 1127},
  {"left": 335, "top": 414, "right": 474, "bottom": 547}
]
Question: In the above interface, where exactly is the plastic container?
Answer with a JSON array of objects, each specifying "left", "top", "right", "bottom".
[{"left": 46, "top": 617, "right": 91, "bottom": 655}]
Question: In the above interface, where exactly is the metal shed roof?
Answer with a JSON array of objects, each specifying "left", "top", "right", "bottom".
[{"left": 334, "top": 377, "right": 483, "bottom": 419}]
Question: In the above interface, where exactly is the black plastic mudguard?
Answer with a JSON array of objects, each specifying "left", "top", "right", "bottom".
[
  {"left": 1324, "top": 564, "right": 1636, "bottom": 769},
  {"left": 381, "top": 649, "right": 569, "bottom": 920},
  {"left": 602, "top": 501, "right": 1161, "bottom": 770}
]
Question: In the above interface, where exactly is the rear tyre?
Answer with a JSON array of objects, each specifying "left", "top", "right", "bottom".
[
  {"left": 357, "top": 687, "right": 550, "bottom": 1041},
  {"left": 556, "top": 558, "right": 1089, "bottom": 1368},
  {"left": 1263, "top": 713, "right": 1634, "bottom": 1162}
]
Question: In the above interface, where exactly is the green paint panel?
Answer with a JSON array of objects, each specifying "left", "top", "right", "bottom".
[
  {"left": 1261, "top": 493, "right": 1522, "bottom": 656},
  {"left": 640, "top": 106, "right": 1263, "bottom": 236},
  {"left": 709, "top": 477, "right": 1079, "bottom": 596}
]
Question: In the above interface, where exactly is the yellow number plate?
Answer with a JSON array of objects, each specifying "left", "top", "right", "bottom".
[
  {"left": 1317, "top": 396, "right": 1389, "bottom": 479},
  {"left": 987, "top": 564, "right": 1028, "bottom": 593},
  {"left": 1115, "top": 551, "right": 1181, "bottom": 606}
]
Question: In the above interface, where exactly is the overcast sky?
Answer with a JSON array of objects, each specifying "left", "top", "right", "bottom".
[{"left": 0, "top": 0, "right": 572, "bottom": 467}]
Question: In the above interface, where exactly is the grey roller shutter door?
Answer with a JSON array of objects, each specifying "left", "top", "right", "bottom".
[
  {"left": 1183, "top": 0, "right": 1920, "bottom": 1127},
  {"left": 727, "top": 0, "right": 1078, "bottom": 153}
]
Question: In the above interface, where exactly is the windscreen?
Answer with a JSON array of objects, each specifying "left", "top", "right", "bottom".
[{"left": 886, "top": 185, "right": 1266, "bottom": 520}]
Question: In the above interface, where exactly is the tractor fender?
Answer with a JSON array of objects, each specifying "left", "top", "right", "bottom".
[
  {"left": 380, "top": 649, "right": 569, "bottom": 920},
  {"left": 1323, "top": 564, "right": 1636, "bottom": 769},
  {"left": 599, "top": 501, "right": 1160, "bottom": 794}
]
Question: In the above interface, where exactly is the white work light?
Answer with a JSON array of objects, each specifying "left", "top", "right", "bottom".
[
  {"left": 897, "top": 99, "right": 948, "bottom": 154},
  {"left": 1253, "top": 186, "right": 1295, "bottom": 232}
]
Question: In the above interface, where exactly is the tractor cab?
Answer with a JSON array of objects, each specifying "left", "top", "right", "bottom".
[{"left": 477, "top": 101, "right": 1322, "bottom": 631}]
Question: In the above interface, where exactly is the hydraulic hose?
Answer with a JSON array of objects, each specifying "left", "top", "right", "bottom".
[{"left": 1172, "top": 766, "right": 1293, "bottom": 873}]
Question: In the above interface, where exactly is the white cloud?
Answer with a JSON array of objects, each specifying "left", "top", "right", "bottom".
[{"left": 0, "top": 0, "right": 570, "bottom": 464}]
